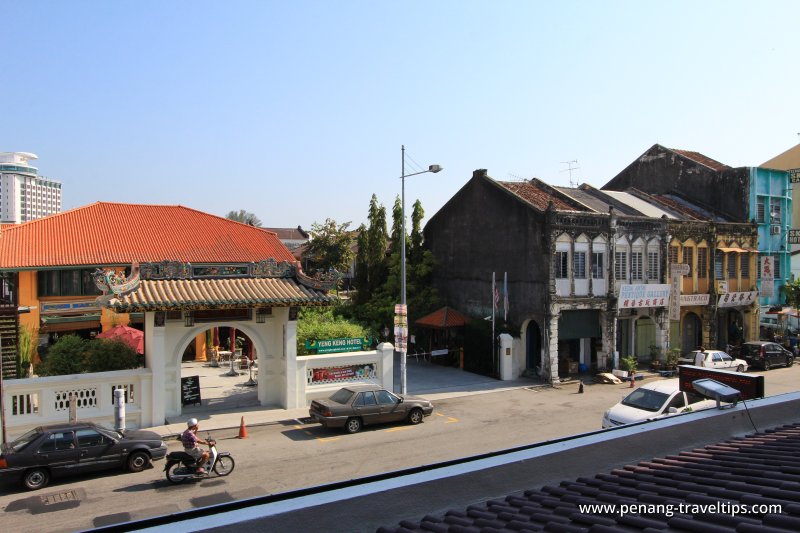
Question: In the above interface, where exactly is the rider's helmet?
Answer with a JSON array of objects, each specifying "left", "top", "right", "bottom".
[{"left": 187, "top": 418, "right": 199, "bottom": 428}]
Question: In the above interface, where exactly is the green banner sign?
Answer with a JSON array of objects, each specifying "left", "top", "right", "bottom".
[{"left": 305, "top": 337, "right": 371, "bottom": 354}]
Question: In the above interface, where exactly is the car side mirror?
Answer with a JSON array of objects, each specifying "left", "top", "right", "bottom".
[
  {"left": 398, "top": 397, "right": 404, "bottom": 403},
  {"left": 667, "top": 407, "right": 679, "bottom": 414}
]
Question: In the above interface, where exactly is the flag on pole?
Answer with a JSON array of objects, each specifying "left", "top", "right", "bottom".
[
  {"left": 493, "top": 281, "right": 499, "bottom": 311},
  {"left": 503, "top": 272, "right": 508, "bottom": 321}
]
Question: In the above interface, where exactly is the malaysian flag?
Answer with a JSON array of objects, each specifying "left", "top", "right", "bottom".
[{"left": 503, "top": 272, "right": 508, "bottom": 321}]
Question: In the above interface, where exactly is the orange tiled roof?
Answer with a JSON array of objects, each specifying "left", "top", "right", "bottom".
[
  {"left": 108, "top": 277, "right": 337, "bottom": 311},
  {"left": 670, "top": 148, "right": 730, "bottom": 171},
  {"left": 0, "top": 202, "right": 296, "bottom": 269},
  {"left": 415, "top": 306, "right": 470, "bottom": 328}
]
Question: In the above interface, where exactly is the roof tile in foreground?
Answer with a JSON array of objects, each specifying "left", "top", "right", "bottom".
[
  {"left": 108, "top": 278, "right": 336, "bottom": 311},
  {"left": 377, "top": 423, "right": 800, "bottom": 532}
]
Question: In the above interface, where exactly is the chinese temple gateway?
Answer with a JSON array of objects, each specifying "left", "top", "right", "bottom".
[{"left": 96, "top": 259, "right": 338, "bottom": 422}]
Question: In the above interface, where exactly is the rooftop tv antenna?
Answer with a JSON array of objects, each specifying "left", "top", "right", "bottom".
[{"left": 560, "top": 160, "right": 580, "bottom": 188}]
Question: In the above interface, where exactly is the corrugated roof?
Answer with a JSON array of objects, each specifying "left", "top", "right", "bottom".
[
  {"left": 379, "top": 422, "right": 800, "bottom": 532},
  {"left": 602, "top": 191, "right": 678, "bottom": 219},
  {"left": 498, "top": 181, "right": 580, "bottom": 211},
  {"left": 0, "top": 202, "right": 296, "bottom": 269},
  {"left": 671, "top": 148, "right": 730, "bottom": 171},
  {"left": 108, "top": 277, "right": 336, "bottom": 311}
]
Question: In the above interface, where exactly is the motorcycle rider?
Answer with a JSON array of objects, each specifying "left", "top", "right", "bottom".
[{"left": 181, "top": 418, "right": 210, "bottom": 474}]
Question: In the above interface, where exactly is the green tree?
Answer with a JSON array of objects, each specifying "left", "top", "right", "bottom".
[
  {"left": 783, "top": 278, "right": 800, "bottom": 308},
  {"left": 353, "top": 225, "right": 369, "bottom": 304},
  {"left": 36, "top": 335, "right": 87, "bottom": 376},
  {"left": 226, "top": 209, "right": 262, "bottom": 227},
  {"left": 303, "top": 218, "right": 355, "bottom": 274},
  {"left": 85, "top": 339, "right": 141, "bottom": 372},
  {"left": 18, "top": 324, "right": 37, "bottom": 378},
  {"left": 365, "top": 195, "right": 389, "bottom": 298}
]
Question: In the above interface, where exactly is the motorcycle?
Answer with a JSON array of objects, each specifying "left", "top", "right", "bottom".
[{"left": 164, "top": 437, "right": 235, "bottom": 483}]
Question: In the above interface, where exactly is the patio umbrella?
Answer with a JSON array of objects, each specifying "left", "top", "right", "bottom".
[{"left": 97, "top": 325, "right": 144, "bottom": 355}]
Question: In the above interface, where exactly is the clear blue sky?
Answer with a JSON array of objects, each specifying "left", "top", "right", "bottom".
[{"left": 2, "top": 1, "right": 798, "bottom": 230}]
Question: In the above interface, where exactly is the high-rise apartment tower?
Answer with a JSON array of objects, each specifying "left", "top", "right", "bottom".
[{"left": 0, "top": 152, "right": 62, "bottom": 223}]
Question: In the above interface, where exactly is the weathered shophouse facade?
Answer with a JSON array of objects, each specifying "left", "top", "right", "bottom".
[
  {"left": 425, "top": 171, "right": 673, "bottom": 383},
  {"left": 425, "top": 171, "right": 758, "bottom": 384},
  {"left": 604, "top": 143, "right": 790, "bottom": 308}
]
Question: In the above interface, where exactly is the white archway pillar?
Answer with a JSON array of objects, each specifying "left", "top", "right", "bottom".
[
  {"left": 283, "top": 314, "right": 299, "bottom": 408},
  {"left": 144, "top": 312, "right": 167, "bottom": 426}
]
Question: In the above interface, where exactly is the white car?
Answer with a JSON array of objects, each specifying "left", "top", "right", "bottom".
[
  {"left": 678, "top": 349, "right": 748, "bottom": 372},
  {"left": 601, "top": 378, "right": 717, "bottom": 428}
]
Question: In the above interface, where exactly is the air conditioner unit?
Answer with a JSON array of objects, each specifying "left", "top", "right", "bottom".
[{"left": 770, "top": 224, "right": 781, "bottom": 235}]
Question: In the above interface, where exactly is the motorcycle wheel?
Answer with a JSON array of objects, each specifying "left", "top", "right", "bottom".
[
  {"left": 213, "top": 455, "right": 235, "bottom": 477},
  {"left": 165, "top": 462, "right": 189, "bottom": 484}
]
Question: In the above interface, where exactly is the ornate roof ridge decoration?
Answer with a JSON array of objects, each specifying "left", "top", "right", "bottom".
[
  {"left": 138, "top": 259, "right": 297, "bottom": 280},
  {"left": 296, "top": 266, "right": 340, "bottom": 291},
  {"left": 93, "top": 262, "right": 141, "bottom": 307}
]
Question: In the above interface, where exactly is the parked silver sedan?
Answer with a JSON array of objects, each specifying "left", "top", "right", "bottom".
[{"left": 309, "top": 384, "right": 434, "bottom": 434}]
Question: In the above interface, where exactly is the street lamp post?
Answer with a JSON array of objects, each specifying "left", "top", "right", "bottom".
[{"left": 399, "top": 145, "right": 442, "bottom": 394}]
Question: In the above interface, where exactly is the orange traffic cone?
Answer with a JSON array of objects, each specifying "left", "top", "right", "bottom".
[{"left": 237, "top": 416, "right": 248, "bottom": 439}]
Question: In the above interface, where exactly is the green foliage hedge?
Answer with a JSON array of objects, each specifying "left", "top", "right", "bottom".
[
  {"left": 36, "top": 335, "right": 141, "bottom": 376},
  {"left": 297, "top": 307, "right": 368, "bottom": 356}
]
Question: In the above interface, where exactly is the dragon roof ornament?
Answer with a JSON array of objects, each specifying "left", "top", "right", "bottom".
[{"left": 93, "top": 262, "right": 141, "bottom": 307}]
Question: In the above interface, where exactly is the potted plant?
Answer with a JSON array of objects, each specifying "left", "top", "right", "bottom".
[
  {"left": 649, "top": 344, "right": 662, "bottom": 371},
  {"left": 666, "top": 348, "right": 681, "bottom": 371},
  {"left": 621, "top": 355, "right": 638, "bottom": 380}
]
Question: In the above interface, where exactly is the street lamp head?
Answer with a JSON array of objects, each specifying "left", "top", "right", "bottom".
[{"left": 428, "top": 164, "right": 443, "bottom": 173}]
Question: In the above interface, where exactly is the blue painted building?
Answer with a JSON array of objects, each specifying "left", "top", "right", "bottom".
[{"left": 750, "top": 167, "right": 791, "bottom": 307}]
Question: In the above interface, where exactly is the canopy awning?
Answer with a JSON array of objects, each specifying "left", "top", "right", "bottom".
[
  {"left": 103, "top": 277, "right": 337, "bottom": 312},
  {"left": 415, "top": 306, "right": 470, "bottom": 329},
  {"left": 718, "top": 247, "right": 755, "bottom": 253}
]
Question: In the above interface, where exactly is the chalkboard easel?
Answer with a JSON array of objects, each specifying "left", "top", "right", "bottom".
[{"left": 181, "top": 375, "right": 202, "bottom": 406}]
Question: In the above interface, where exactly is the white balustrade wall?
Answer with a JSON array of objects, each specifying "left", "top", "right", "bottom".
[{"left": 2, "top": 369, "right": 153, "bottom": 440}]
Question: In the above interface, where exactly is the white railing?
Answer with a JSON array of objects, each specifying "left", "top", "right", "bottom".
[{"left": 2, "top": 368, "right": 152, "bottom": 440}]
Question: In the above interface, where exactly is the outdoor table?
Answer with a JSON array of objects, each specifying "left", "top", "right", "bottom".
[{"left": 217, "top": 350, "right": 232, "bottom": 362}]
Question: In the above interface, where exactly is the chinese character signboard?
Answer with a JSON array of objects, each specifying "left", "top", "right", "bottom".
[
  {"left": 760, "top": 256, "right": 774, "bottom": 298},
  {"left": 717, "top": 291, "right": 758, "bottom": 308},
  {"left": 618, "top": 284, "right": 671, "bottom": 309},
  {"left": 789, "top": 168, "right": 800, "bottom": 183},
  {"left": 669, "top": 273, "right": 681, "bottom": 320}
]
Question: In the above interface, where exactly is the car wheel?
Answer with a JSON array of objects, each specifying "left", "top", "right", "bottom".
[
  {"left": 787, "top": 356, "right": 795, "bottom": 368},
  {"left": 127, "top": 450, "right": 151, "bottom": 473},
  {"left": 764, "top": 360, "right": 771, "bottom": 371},
  {"left": 344, "top": 417, "right": 362, "bottom": 434},
  {"left": 22, "top": 468, "right": 50, "bottom": 491},
  {"left": 736, "top": 364, "right": 745, "bottom": 372},
  {"left": 213, "top": 455, "right": 235, "bottom": 476},
  {"left": 407, "top": 408, "right": 424, "bottom": 425}
]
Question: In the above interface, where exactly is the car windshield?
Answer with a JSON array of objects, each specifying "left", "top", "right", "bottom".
[
  {"left": 621, "top": 388, "right": 670, "bottom": 412},
  {"left": 7, "top": 428, "right": 41, "bottom": 452},
  {"left": 329, "top": 389, "right": 355, "bottom": 404}
]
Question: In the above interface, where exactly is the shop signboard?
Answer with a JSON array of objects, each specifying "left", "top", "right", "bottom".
[
  {"left": 679, "top": 294, "right": 710, "bottom": 306},
  {"left": 789, "top": 168, "right": 800, "bottom": 183},
  {"left": 789, "top": 229, "right": 800, "bottom": 245},
  {"left": 717, "top": 291, "right": 758, "bottom": 308},
  {"left": 305, "top": 337, "right": 371, "bottom": 354},
  {"left": 618, "top": 284, "right": 670, "bottom": 309},
  {"left": 678, "top": 365, "right": 764, "bottom": 400},
  {"left": 308, "top": 363, "right": 378, "bottom": 384}
]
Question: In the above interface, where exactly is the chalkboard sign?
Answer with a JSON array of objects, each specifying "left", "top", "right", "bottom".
[{"left": 181, "top": 375, "right": 202, "bottom": 406}]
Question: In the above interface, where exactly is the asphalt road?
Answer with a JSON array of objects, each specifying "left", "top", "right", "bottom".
[{"left": 1, "top": 365, "right": 798, "bottom": 533}]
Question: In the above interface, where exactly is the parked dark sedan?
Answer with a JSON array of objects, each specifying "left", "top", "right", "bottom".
[
  {"left": 309, "top": 384, "right": 434, "bottom": 434},
  {"left": 740, "top": 341, "right": 795, "bottom": 370},
  {"left": 0, "top": 422, "right": 168, "bottom": 490}
]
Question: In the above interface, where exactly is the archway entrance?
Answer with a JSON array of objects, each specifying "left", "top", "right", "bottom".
[
  {"left": 179, "top": 326, "right": 261, "bottom": 413},
  {"left": 681, "top": 312, "right": 701, "bottom": 354},
  {"left": 525, "top": 320, "right": 542, "bottom": 375}
]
